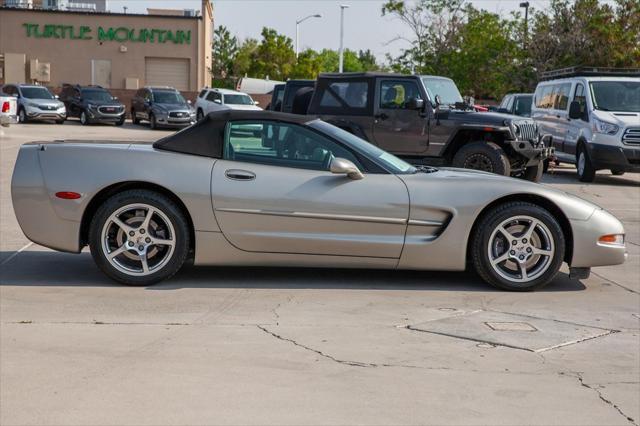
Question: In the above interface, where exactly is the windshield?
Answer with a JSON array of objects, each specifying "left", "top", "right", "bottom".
[
  {"left": 590, "top": 81, "right": 640, "bottom": 113},
  {"left": 309, "top": 120, "right": 417, "bottom": 174},
  {"left": 21, "top": 87, "right": 54, "bottom": 100},
  {"left": 514, "top": 95, "right": 533, "bottom": 116},
  {"left": 224, "top": 94, "right": 254, "bottom": 105},
  {"left": 82, "top": 90, "right": 113, "bottom": 102},
  {"left": 153, "top": 91, "right": 185, "bottom": 104},
  {"left": 421, "top": 77, "right": 463, "bottom": 106}
]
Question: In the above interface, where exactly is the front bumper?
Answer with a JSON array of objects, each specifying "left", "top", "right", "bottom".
[
  {"left": 155, "top": 114, "right": 195, "bottom": 128},
  {"left": 587, "top": 143, "right": 640, "bottom": 172},
  {"left": 508, "top": 134, "right": 554, "bottom": 166},
  {"left": 25, "top": 105, "right": 66, "bottom": 121},
  {"left": 86, "top": 108, "right": 125, "bottom": 123},
  {"left": 570, "top": 208, "right": 626, "bottom": 268}
]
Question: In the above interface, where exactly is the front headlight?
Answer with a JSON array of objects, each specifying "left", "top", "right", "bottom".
[{"left": 593, "top": 118, "right": 619, "bottom": 135}]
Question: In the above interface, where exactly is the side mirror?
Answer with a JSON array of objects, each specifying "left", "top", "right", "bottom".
[
  {"left": 54, "top": 95, "right": 59, "bottom": 99},
  {"left": 187, "top": 99, "right": 192, "bottom": 105},
  {"left": 434, "top": 94, "right": 442, "bottom": 108},
  {"left": 330, "top": 157, "right": 364, "bottom": 180},
  {"left": 214, "top": 99, "right": 222, "bottom": 104},
  {"left": 406, "top": 98, "right": 424, "bottom": 110},
  {"left": 112, "top": 96, "right": 118, "bottom": 101},
  {"left": 568, "top": 101, "right": 582, "bottom": 120}
]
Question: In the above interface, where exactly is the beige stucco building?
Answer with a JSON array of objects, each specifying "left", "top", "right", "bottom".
[{"left": 0, "top": 1, "right": 212, "bottom": 91}]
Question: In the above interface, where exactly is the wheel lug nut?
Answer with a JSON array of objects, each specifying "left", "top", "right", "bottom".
[
  {"left": 140, "top": 229, "right": 145, "bottom": 234},
  {"left": 512, "top": 241, "right": 517, "bottom": 245},
  {"left": 519, "top": 255, "right": 525, "bottom": 260},
  {"left": 510, "top": 250, "right": 515, "bottom": 255},
  {"left": 129, "top": 231, "right": 135, "bottom": 236},
  {"left": 146, "top": 237, "right": 151, "bottom": 243},
  {"left": 522, "top": 238, "right": 528, "bottom": 244},
  {"left": 138, "top": 245, "right": 144, "bottom": 251},
  {"left": 527, "top": 247, "right": 532, "bottom": 253},
  {"left": 128, "top": 241, "right": 134, "bottom": 247}
]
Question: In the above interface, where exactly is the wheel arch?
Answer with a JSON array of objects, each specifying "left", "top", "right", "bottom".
[
  {"left": 79, "top": 181, "right": 196, "bottom": 254},
  {"left": 467, "top": 193, "right": 574, "bottom": 265},
  {"left": 442, "top": 129, "right": 508, "bottom": 161}
]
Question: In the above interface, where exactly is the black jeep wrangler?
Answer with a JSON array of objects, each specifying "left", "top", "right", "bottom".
[{"left": 300, "top": 72, "right": 551, "bottom": 181}]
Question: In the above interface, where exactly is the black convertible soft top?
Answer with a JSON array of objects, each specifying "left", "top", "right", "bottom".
[{"left": 153, "top": 110, "right": 314, "bottom": 158}]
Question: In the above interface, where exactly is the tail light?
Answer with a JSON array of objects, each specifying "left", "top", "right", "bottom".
[{"left": 1, "top": 102, "right": 9, "bottom": 113}]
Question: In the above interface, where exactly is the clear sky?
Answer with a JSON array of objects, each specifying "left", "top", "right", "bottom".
[{"left": 106, "top": 0, "right": 559, "bottom": 60}]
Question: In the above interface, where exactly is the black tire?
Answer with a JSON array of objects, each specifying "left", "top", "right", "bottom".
[
  {"left": 452, "top": 141, "right": 511, "bottom": 176},
  {"left": 522, "top": 163, "right": 543, "bottom": 182},
  {"left": 80, "top": 110, "right": 90, "bottom": 125},
  {"left": 55, "top": 118, "right": 65, "bottom": 124},
  {"left": 115, "top": 116, "right": 125, "bottom": 126},
  {"left": 196, "top": 108, "right": 204, "bottom": 121},
  {"left": 131, "top": 109, "right": 140, "bottom": 124},
  {"left": 18, "top": 108, "right": 28, "bottom": 123},
  {"left": 576, "top": 144, "right": 596, "bottom": 182},
  {"left": 149, "top": 112, "right": 157, "bottom": 130},
  {"left": 88, "top": 189, "right": 190, "bottom": 286},
  {"left": 611, "top": 169, "right": 625, "bottom": 176},
  {"left": 471, "top": 202, "right": 565, "bottom": 291}
]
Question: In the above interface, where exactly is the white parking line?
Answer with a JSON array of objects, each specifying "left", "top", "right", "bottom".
[{"left": 0, "top": 242, "right": 33, "bottom": 266}]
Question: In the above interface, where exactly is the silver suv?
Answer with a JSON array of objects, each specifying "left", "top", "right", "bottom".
[
  {"left": 532, "top": 67, "right": 640, "bottom": 182},
  {"left": 0, "top": 84, "right": 66, "bottom": 124}
]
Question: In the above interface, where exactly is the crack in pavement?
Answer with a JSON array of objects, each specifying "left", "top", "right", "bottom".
[
  {"left": 592, "top": 271, "right": 640, "bottom": 295},
  {"left": 256, "top": 324, "right": 449, "bottom": 370},
  {"left": 564, "top": 372, "right": 638, "bottom": 426}
]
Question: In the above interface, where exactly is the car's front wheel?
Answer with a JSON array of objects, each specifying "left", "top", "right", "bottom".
[
  {"left": 452, "top": 142, "right": 511, "bottom": 176},
  {"left": 80, "top": 110, "right": 90, "bottom": 125},
  {"left": 18, "top": 108, "right": 28, "bottom": 123},
  {"left": 149, "top": 112, "right": 157, "bottom": 130},
  {"left": 471, "top": 202, "right": 565, "bottom": 291},
  {"left": 577, "top": 145, "right": 596, "bottom": 182},
  {"left": 196, "top": 108, "right": 204, "bottom": 121},
  {"left": 89, "top": 190, "right": 190, "bottom": 286}
]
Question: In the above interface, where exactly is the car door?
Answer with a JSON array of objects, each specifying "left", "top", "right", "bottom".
[
  {"left": 551, "top": 82, "right": 572, "bottom": 151},
  {"left": 373, "top": 79, "right": 428, "bottom": 155},
  {"left": 211, "top": 120, "right": 409, "bottom": 258},
  {"left": 564, "top": 82, "right": 588, "bottom": 157},
  {"left": 533, "top": 84, "right": 560, "bottom": 150}
]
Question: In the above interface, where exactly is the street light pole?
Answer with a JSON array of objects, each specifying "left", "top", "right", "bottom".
[
  {"left": 519, "top": 1, "right": 530, "bottom": 49},
  {"left": 338, "top": 4, "right": 350, "bottom": 73},
  {"left": 295, "top": 14, "right": 322, "bottom": 59}
]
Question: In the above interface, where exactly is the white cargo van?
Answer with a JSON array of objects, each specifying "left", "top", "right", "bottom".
[{"left": 531, "top": 67, "right": 639, "bottom": 182}]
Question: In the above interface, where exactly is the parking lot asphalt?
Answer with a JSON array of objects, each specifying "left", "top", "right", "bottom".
[{"left": 1, "top": 120, "right": 639, "bottom": 426}]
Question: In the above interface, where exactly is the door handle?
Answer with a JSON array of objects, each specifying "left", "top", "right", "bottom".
[{"left": 225, "top": 169, "right": 256, "bottom": 181}]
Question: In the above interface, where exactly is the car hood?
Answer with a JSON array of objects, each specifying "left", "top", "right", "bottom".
[
  {"left": 397, "top": 167, "right": 601, "bottom": 221},
  {"left": 436, "top": 109, "right": 524, "bottom": 125},
  {"left": 25, "top": 98, "right": 64, "bottom": 107},
  {"left": 85, "top": 100, "right": 123, "bottom": 107},
  {"left": 226, "top": 104, "right": 262, "bottom": 111},
  {"left": 592, "top": 110, "right": 640, "bottom": 126},
  {"left": 153, "top": 103, "right": 192, "bottom": 111}
]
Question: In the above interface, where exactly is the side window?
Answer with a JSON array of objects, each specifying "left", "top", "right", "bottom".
[
  {"left": 198, "top": 89, "right": 207, "bottom": 98},
  {"left": 379, "top": 80, "right": 422, "bottom": 110},
  {"left": 536, "top": 85, "right": 554, "bottom": 109},
  {"left": 319, "top": 81, "right": 369, "bottom": 108},
  {"left": 505, "top": 96, "right": 515, "bottom": 111},
  {"left": 224, "top": 121, "right": 361, "bottom": 172},
  {"left": 573, "top": 83, "right": 587, "bottom": 120},
  {"left": 144, "top": 90, "right": 152, "bottom": 101},
  {"left": 554, "top": 83, "right": 571, "bottom": 110},
  {"left": 206, "top": 91, "right": 220, "bottom": 103},
  {"left": 499, "top": 96, "right": 510, "bottom": 109}
]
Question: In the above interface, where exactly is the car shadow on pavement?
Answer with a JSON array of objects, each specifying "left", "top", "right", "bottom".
[
  {"left": 0, "top": 251, "right": 586, "bottom": 292},
  {"left": 543, "top": 169, "right": 640, "bottom": 186}
]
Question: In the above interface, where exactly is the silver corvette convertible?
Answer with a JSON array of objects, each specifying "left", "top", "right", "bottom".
[{"left": 11, "top": 111, "right": 626, "bottom": 291}]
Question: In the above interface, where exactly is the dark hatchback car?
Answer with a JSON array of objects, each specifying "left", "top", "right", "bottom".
[
  {"left": 59, "top": 84, "right": 125, "bottom": 126},
  {"left": 131, "top": 86, "right": 195, "bottom": 129}
]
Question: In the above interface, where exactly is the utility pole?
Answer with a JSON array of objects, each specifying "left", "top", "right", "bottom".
[
  {"left": 519, "top": 2, "right": 530, "bottom": 49},
  {"left": 295, "top": 14, "right": 322, "bottom": 59},
  {"left": 339, "top": 4, "right": 350, "bottom": 73}
]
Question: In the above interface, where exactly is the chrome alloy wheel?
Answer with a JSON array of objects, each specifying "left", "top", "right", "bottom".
[
  {"left": 487, "top": 215, "right": 555, "bottom": 283},
  {"left": 100, "top": 203, "right": 176, "bottom": 276},
  {"left": 577, "top": 151, "right": 586, "bottom": 176}
]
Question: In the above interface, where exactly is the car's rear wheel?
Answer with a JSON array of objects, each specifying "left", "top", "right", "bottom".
[
  {"left": 149, "top": 112, "right": 157, "bottom": 130},
  {"left": 576, "top": 145, "right": 596, "bottom": 182},
  {"left": 452, "top": 142, "right": 511, "bottom": 176},
  {"left": 89, "top": 190, "right": 190, "bottom": 286},
  {"left": 522, "top": 163, "right": 543, "bottom": 182},
  {"left": 471, "top": 202, "right": 565, "bottom": 291},
  {"left": 196, "top": 108, "right": 204, "bottom": 121}
]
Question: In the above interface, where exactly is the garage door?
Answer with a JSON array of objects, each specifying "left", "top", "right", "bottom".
[{"left": 145, "top": 57, "right": 190, "bottom": 91}]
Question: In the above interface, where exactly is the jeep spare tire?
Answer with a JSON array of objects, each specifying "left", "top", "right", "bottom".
[{"left": 452, "top": 141, "right": 511, "bottom": 176}]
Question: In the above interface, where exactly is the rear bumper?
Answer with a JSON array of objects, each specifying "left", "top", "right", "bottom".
[
  {"left": 1, "top": 114, "right": 18, "bottom": 125},
  {"left": 587, "top": 143, "right": 640, "bottom": 172}
]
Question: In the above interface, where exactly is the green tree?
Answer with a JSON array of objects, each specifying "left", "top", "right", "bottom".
[
  {"left": 247, "top": 27, "right": 296, "bottom": 81},
  {"left": 211, "top": 25, "right": 238, "bottom": 80},
  {"left": 232, "top": 38, "right": 258, "bottom": 78}
]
